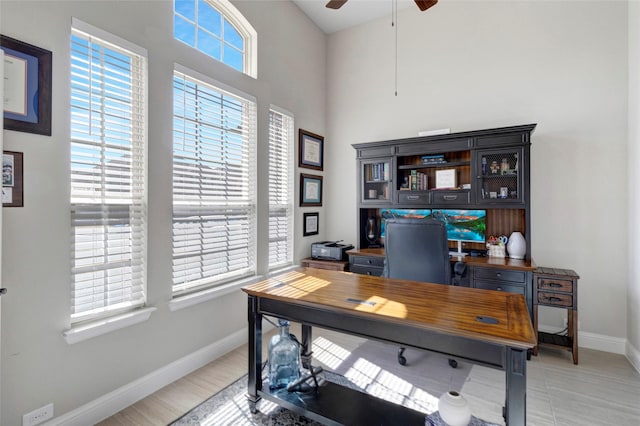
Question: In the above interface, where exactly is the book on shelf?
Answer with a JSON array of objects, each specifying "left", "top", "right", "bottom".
[
  {"left": 408, "top": 170, "right": 428, "bottom": 191},
  {"left": 421, "top": 154, "right": 447, "bottom": 165}
]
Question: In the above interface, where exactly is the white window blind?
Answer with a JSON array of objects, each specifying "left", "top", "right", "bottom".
[
  {"left": 70, "top": 21, "right": 148, "bottom": 323},
  {"left": 268, "top": 108, "right": 294, "bottom": 269},
  {"left": 172, "top": 67, "right": 257, "bottom": 294}
]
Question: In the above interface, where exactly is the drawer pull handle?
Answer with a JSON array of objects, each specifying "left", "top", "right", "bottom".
[
  {"left": 367, "top": 260, "right": 372, "bottom": 264},
  {"left": 496, "top": 273, "right": 502, "bottom": 277},
  {"left": 546, "top": 296, "right": 562, "bottom": 302},
  {"left": 407, "top": 195, "right": 420, "bottom": 200},
  {"left": 443, "top": 195, "right": 457, "bottom": 201},
  {"left": 549, "top": 283, "right": 563, "bottom": 288}
]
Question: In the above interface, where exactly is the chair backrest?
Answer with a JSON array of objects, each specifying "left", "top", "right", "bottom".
[{"left": 383, "top": 217, "right": 451, "bottom": 284}]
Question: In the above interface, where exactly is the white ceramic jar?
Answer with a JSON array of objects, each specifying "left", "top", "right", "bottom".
[
  {"left": 507, "top": 231, "right": 526, "bottom": 259},
  {"left": 438, "top": 390, "right": 471, "bottom": 426}
]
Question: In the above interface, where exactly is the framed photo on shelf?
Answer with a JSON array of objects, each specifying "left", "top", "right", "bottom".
[
  {"left": 298, "top": 129, "right": 324, "bottom": 171},
  {"left": 1, "top": 35, "right": 52, "bottom": 136},
  {"left": 303, "top": 212, "right": 319, "bottom": 236},
  {"left": 2, "top": 151, "right": 24, "bottom": 207},
  {"left": 300, "top": 173, "right": 322, "bottom": 206}
]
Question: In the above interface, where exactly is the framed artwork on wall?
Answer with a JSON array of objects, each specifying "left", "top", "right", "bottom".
[
  {"left": 303, "top": 212, "right": 319, "bottom": 236},
  {"left": 2, "top": 151, "right": 24, "bottom": 207},
  {"left": 300, "top": 173, "right": 322, "bottom": 207},
  {"left": 298, "top": 129, "right": 323, "bottom": 171},
  {"left": 1, "top": 35, "right": 52, "bottom": 136}
]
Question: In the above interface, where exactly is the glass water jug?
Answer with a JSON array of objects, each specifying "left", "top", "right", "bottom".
[{"left": 268, "top": 319, "right": 301, "bottom": 390}]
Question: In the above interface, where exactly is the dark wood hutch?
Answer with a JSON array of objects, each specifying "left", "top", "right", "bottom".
[{"left": 349, "top": 124, "right": 537, "bottom": 316}]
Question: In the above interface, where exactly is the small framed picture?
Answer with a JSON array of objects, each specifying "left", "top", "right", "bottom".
[
  {"left": 2, "top": 151, "right": 24, "bottom": 207},
  {"left": 300, "top": 173, "right": 323, "bottom": 206},
  {"left": 298, "top": 129, "right": 324, "bottom": 171},
  {"left": 303, "top": 212, "right": 319, "bottom": 236},
  {"left": 435, "top": 168, "right": 457, "bottom": 189}
]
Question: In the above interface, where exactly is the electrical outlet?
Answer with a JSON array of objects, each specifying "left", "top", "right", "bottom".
[{"left": 23, "top": 403, "right": 53, "bottom": 426}]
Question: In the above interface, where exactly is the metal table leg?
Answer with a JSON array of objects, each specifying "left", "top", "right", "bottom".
[
  {"left": 247, "top": 295, "right": 262, "bottom": 413},
  {"left": 504, "top": 347, "right": 527, "bottom": 425}
]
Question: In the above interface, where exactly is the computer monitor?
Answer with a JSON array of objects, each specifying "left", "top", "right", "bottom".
[{"left": 380, "top": 208, "right": 486, "bottom": 256}]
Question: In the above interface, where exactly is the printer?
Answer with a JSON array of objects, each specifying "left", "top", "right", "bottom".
[{"left": 311, "top": 241, "right": 354, "bottom": 261}]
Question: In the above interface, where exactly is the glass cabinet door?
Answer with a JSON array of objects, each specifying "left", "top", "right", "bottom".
[
  {"left": 361, "top": 158, "right": 392, "bottom": 204},
  {"left": 476, "top": 147, "right": 524, "bottom": 204}
]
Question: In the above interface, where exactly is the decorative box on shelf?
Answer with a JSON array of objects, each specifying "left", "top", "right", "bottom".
[{"left": 487, "top": 244, "right": 506, "bottom": 258}]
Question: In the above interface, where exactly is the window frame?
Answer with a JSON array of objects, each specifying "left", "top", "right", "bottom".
[
  {"left": 268, "top": 106, "right": 295, "bottom": 270},
  {"left": 171, "top": 63, "right": 257, "bottom": 296},
  {"left": 173, "top": 0, "right": 257, "bottom": 78},
  {"left": 69, "top": 18, "right": 149, "bottom": 325}
]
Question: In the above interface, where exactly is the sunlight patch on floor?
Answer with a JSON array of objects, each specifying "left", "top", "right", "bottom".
[
  {"left": 200, "top": 391, "right": 280, "bottom": 425},
  {"left": 311, "top": 336, "right": 352, "bottom": 369},
  {"left": 344, "top": 357, "right": 439, "bottom": 415}
]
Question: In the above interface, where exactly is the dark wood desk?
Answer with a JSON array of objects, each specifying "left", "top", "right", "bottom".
[
  {"left": 243, "top": 267, "right": 536, "bottom": 425},
  {"left": 347, "top": 248, "right": 537, "bottom": 319}
]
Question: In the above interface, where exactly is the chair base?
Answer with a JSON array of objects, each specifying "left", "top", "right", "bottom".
[{"left": 397, "top": 347, "right": 458, "bottom": 368}]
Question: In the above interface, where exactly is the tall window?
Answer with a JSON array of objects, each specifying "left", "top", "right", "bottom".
[
  {"left": 268, "top": 108, "right": 294, "bottom": 270},
  {"left": 172, "top": 66, "right": 257, "bottom": 295},
  {"left": 174, "top": 0, "right": 257, "bottom": 77},
  {"left": 70, "top": 19, "right": 148, "bottom": 323}
]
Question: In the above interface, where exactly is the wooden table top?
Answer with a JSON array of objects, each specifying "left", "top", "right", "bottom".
[{"left": 242, "top": 267, "right": 536, "bottom": 350}]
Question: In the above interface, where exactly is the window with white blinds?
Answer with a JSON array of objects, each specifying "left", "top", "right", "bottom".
[
  {"left": 70, "top": 20, "right": 148, "bottom": 324},
  {"left": 268, "top": 108, "right": 294, "bottom": 270},
  {"left": 172, "top": 66, "right": 257, "bottom": 294}
]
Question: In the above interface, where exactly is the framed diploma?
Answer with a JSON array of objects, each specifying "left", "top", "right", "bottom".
[
  {"left": 303, "top": 212, "right": 319, "bottom": 236},
  {"left": 300, "top": 173, "right": 322, "bottom": 207},
  {"left": 1, "top": 35, "right": 52, "bottom": 136},
  {"left": 298, "top": 129, "right": 324, "bottom": 171},
  {"left": 2, "top": 151, "right": 24, "bottom": 207}
]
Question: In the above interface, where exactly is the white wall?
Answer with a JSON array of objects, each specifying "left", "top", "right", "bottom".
[
  {"left": 325, "top": 1, "right": 629, "bottom": 347},
  {"left": 628, "top": 0, "right": 640, "bottom": 370},
  {"left": 0, "top": 1, "right": 326, "bottom": 424}
]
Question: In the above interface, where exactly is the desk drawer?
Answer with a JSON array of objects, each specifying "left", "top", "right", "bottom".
[
  {"left": 537, "top": 291, "right": 573, "bottom": 307},
  {"left": 398, "top": 191, "right": 430, "bottom": 205},
  {"left": 351, "top": 255, "right": 385, "bottom": 268},
  {"left": 536, "top": 277, "right": 573, "bottom": 293},
  {"left": 475, "top": 280, "right": 526, "bottom": 295},
  {"left": 432, "top": 190, "right": 471, "bottom": 205},
  {"left": 475, "top": 268, "right": 525, "bottom": 283},
  {"left": 350, "top": 265, "right": 384, "bottom": 276}
]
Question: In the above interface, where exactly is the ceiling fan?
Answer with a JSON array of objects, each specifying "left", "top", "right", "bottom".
[{"left": 326, "top": 0, "right": 438, "bottom": 12}]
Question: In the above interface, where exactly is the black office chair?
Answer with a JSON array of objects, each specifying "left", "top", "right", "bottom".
[{"left": 382, "top": 217, "right": 466, "bottom": 368}]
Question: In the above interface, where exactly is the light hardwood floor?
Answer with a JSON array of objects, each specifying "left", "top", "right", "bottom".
[{"left": 98, "top": 326, "right": 640, "bottom": 426}]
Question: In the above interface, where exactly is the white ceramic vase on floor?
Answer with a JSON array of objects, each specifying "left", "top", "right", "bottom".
[
  {"left": 507, "top": 231, "right": 526, "bottom": 259},
  {"left": 438, "top": 390, "right": 471, "bottom": 426}
]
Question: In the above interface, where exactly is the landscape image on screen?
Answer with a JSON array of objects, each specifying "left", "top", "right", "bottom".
[{"left": 380, "top": 208, "right": 486, "bottom": 243}]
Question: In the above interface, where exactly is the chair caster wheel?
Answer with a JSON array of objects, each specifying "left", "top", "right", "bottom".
[
  {"left": 448, "top": 359, "right": 458, "bottom": 368},
  {"left": 398, "top": 354, "right": 407, "bottom": 365}
]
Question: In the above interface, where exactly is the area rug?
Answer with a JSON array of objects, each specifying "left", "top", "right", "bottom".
[{"left": 170, "top": 337, "right": 481, "bottom": 425}]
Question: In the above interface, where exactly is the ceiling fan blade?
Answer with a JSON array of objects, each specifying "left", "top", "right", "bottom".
[
  {"left": 326, "top": 0, "right": 349, "bottom": 10},
  {"left": 414, "top": 0, "right": 438, "bottom": 11}
]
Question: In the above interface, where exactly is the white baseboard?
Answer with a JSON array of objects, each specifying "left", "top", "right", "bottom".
[
  {"left": 538, "top": 324, "right": 626, "bottom": 354},
  {"left": 45, "top": 328, "right": 248, "bottom": 426},
  {"left": 626, "top": 341, "right": 640, "bottom": 374}
]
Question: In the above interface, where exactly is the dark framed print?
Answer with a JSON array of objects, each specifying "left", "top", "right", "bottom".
[
  {"left": 2, "top": 151, "right": 24, "bottom": 207},
  {"left": 300, "top": 173, "right": 322, "bottom": 207},
  {"left": 298, "top": 129, "right": 324, "bottom": 171},
  {"left": 303, "top": 212, "right": 319, "bottom": 236},
  {"left": 1, "top": 35, "right": 52, "bottom": 136}
]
